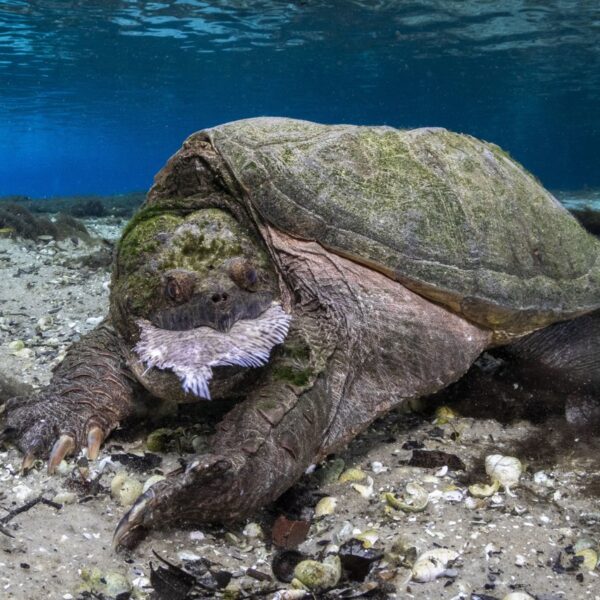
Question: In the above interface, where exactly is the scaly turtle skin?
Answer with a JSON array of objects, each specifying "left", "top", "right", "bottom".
[{"left": 3, "top": 117, "right": 600, "bottom": 548}]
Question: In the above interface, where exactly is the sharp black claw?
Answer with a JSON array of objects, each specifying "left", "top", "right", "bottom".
[{"left": 113, "top": 488, "right": 155, "bottom": 550}]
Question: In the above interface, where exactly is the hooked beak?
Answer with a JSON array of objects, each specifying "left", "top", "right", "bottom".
[{"left": 150, "top": 290, "right": 274, "bottom": 333}]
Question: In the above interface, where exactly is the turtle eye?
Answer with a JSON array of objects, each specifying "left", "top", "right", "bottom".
[
  {"left": 166, "top": 279, "right": 180, "bottom": 301},
  {"left": 164, "top": 270, "right": 196, "bottom": 303},
  {"left": 229, "top": 258, "right": 258, "bottom": 291}
]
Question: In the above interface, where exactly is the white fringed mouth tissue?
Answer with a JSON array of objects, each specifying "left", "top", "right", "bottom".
[{"left": 134, "top": 304, "right": 291, "bottom": 399}]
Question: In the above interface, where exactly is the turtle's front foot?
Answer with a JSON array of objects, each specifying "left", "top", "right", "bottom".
[
  {"left": 1, "top": 322, "right": 141, "bottom": 472},
  {"left": 113, "top": 453, "right": 244, "bottom": 549},
  {"left": 3, "top": 384, "right": 127, "bottom": 472},
  {"left": 114, "top": 315, "right": 332, "bottom": 549}
]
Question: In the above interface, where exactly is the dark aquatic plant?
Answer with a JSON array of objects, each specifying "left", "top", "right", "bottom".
[
  {"left": 571, "top": 207, "right": 600, "bottom": 237},
  {"left": 0, "top": 203, "right": 91, "bottom": 241},
  {"left": 0, "top": 203, "right": 57, "bottom": 239}
]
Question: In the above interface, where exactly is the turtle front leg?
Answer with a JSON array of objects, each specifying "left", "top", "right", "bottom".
[
  {"left": 3, "top": 321, "right": 143, "bottom": 471},
  {"left": 114, "top": 318, "right": 334, "bottom": 548}
]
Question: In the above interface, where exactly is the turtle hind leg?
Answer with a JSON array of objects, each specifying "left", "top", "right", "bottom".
[
  {"left": 445, "top": 311, "right": 600, "bottom": 426},
  {"left": 504, "top": 311, "right": 600, "bottom": 389},
  {"left": 500, "top": 310, "right": 600, "bottom": 427}
]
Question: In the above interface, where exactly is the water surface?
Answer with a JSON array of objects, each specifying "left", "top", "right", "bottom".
[{"left": 1, "top": 1, "right": 599, "bottom": 197}]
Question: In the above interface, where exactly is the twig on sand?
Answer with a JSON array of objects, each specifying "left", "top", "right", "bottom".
[{"left": 0, "top": 495, "right": 62, "bottom": 525}]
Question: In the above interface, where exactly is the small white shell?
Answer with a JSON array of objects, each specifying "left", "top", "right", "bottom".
[
  {"left": 575, "top": 548, "right": 598, "bottom": 571},
  {"left": 334, "top": 521, "right": 354, "bottom": 544},
  {"left": 110, "top": 473, "right": 143, "bottom": 506},
  {"left": 533, "top": 470, "right": 555, "bottom": 487},
  {"left": 314, "top": 496, "right": 338, "bottom": 517},
  {"left": 338, "top": 468, "right": 366, "bottom": 483},
  {"left": 468, "top": 480, "right": 500, "bottom": 498},
  {"left": 411, "top": 548, "right": 459, "bottom": 582},
  {"left": 293, "top": 555, "right": 341, "bottom": 590},
  {"left": 12, "top": 484, "right": 34, "bottom": 503},
  {"left": 351, "top": 476, "right": 374, "bottom": 498},
  {"left": 52, "top": 492, "right": 77, "bottom": 505},
  {"left": 13, "top": 347, "right": 34, "bottom": 360},
  {"left": 502, "top": 593, "right": 535, "bottom": 600},
  {"left": 37, "top": 316, "right": 54, "bottom": 331},
  {"left": 385, "top": 482, "right": 429, "bottom": 512},
  {"left": 242, "top": 522, "right": 263, "bottom": 539},
  {"left": 490, "top": 493, "right": 504, "bottom": 505},
  {"left": 177, "top": 550, "right": 202, "bottom": 561},
  {"left": 370, "top": 461, "right": 387, "bottom": 474},
  {"left": 142, "top": 474, "right": 166, "bottom": 493},
  {"left": 442, "top": 486, "right": 464, "bottom": 502},
  {"left": 272, "top": 590, "right": 309, "bottom": 600},
  {"left": 355, "top": 529, "right": 379, "bottom": 548},
  {"left": 8, "top": 340, "right": 25, "bottom": 353},
  {"left": 103, "top": 572, "right": 132, "bottom": 598},
  {"left": 464, "top": 496, "right": 481, "bottom": 509},
  {"left": 485, "top": 455, "right": 522, "bottom": 494},
  {"left": 484, "top": 543, "right": 499, "bottom": 560}
]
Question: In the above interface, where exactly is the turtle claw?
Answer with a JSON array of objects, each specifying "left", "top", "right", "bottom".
[
  {"left": 86, "top": 425, "right": 104, "bottom": 460},
  {"left": 4, "top": 391, "right": 123, "bottom": 474},
  {"left": 21, "top": 453, "right": 35, "bottom": 473},
  {"left": 113, "top": 488, "right": 156, "bottom": 550},
  {"left": 48, "top": 434, "right": 75, "bottom": 474},
  {"left": 112, "top": 454, "right": 241, "bottom": 550}
]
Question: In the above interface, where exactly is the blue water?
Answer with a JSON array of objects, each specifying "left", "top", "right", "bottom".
[{"left": 1, "top": 1, "right": 599, "bottom": 198}]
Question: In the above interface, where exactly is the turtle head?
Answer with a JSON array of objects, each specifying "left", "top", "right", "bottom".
[{"left": 111, "top": 207, "right": 290, "bottom": 400}]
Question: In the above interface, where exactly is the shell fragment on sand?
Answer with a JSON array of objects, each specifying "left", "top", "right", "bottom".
[{"left": 134, "top": 304, "right": 291, "bottom": 399}]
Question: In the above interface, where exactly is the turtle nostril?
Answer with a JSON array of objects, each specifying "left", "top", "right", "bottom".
[
  {"left": 211, "top": 293, "right": 221, "bottom": 303},
  {"left": 221, "top": 293, "right": 228, "bottom": 301}
]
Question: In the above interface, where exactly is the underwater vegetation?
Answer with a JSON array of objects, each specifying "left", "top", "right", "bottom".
[
  {"left": 571, "top": 207, "right": 600, "bottom": 237},
  {"left": 0, "top": 203, "right": 91, "bottom": 241},
  {"left": 69, "top": 198, "right": 107, "bottom": 218},
  {"left": 0, "top": 192, "right": 144, "bottom": 219}
]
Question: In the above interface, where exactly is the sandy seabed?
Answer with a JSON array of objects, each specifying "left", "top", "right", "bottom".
[{"left": 0, "top": 217, "right": 600, "bottom": 600}]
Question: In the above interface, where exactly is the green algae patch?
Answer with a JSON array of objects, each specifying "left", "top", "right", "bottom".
[
  {"left": 280, "top": 340, "right": 312, "bottom": 361},
  {"left": 272, "top": 365, "right": 313, "bottom": 387},
  {"left": 160, "top": 211, "right": 245, "bottom": 276},
  {"left": 118, "top": 212, "right": 182, "bottom": 273}
]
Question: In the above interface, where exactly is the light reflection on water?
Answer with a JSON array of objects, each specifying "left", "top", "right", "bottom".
[{"left": 0, "top": 1, "right": 599, "bottom": 196}]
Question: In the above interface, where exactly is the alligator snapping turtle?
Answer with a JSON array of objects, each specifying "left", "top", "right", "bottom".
[{"left": 4, "top": 117, "right": 600, "bottom": 547}]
